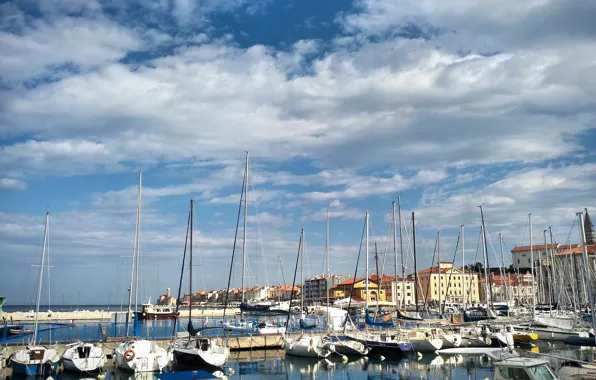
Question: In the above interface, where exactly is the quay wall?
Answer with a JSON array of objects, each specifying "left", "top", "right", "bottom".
[
  {"left": 3, "top": 308, "right": 241, "bottom": 322},
  {"left": 1, "top": 332, "right": 309, "bottom": 359}
]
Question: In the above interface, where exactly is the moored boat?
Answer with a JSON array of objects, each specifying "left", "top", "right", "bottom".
[
  {"left": 137, "top": 303, "right": 179, "bottom": 321},
  {"left": 62, "top": 341, "right": 106, "bottom": 374}
]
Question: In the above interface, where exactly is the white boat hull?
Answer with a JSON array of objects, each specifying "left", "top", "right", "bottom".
[
  {"left": 411, "top": 339, "right": 443, "bottom": 353},
  {"left": 114, "top": 340, "right": 172, "bottom": 373},
  {"left": 442, "top": 334, "right": 461, "bottom": 349},
  {"left": 439, "top": 347, "right": 505, "bottom": 355},
  {"left": 62, "top": 343, "right": 106, "bottom": 373},
  {"left": 259, "top": 326, "right": 286, "bottom": 335},
  {"left": 172, "top": 337, "right": 230, "bottom": 369},
  {"left": 283, "top": 337, "right": 330, "bottom": 358}
]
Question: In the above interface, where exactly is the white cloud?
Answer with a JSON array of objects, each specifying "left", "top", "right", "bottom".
[{"left": 0, "top": 178, "right": 26, "bottom": 191}]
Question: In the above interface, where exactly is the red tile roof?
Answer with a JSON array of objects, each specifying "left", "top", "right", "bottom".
[
  {"left": 555, "top": 245, "right": 596, "bottom": 256},
  {"left": 511, "top": 244, "right": 562, "bottom": 252},
  {"left": 417, "top": 266, "right": 460, "bottom": 274}
]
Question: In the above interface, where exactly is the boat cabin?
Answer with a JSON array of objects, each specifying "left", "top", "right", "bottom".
[{"left": 494, "top": 358, "right": 557, "bottom": 380}]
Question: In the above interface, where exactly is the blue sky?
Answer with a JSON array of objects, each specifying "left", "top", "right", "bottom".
[{"left": 1, "top": 0, "right": 595, "bottom": 306}]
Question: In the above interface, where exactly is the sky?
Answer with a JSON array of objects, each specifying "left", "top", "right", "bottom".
[{"left": 1, "top": 0, "right": 595, "bottom": 306}]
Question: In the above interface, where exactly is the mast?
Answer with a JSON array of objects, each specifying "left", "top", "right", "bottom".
[
  {"left": 375, "top": 242, "right": 380, "bottom": 310},
  {"left": 365, "top": 210, "right": 369, "bottom": 309},
  {"left": 529, "top": 213, "right": 536, "bottom": 318},
  {"left": 398, "top": 196, "right": 405, "bottom": 308},
  {"left": 242, "top": 151, "right": 249, "bottom": 303},
  {"left": 326, "top": 210, "right": 330, "bottom": 328},
  {"left": 568, "top": 239, "right": 578, "bottom": 311},
  {"left": 461, "top": 225, "right": 466, "bottom": 310},
  {"left": 392, "top": 201, "right": 398, "bottom": 309},
  {"left": 33, "top": 212, "right": 49, "bottom": 344},
  {"left": 543, "top": 230, "right": 553, "bottom": 313},
  {"left": 189, "top": 199, "right": 194, "bottom": 335},
  {"left": 548, "top": 227, "right": 557, "bottom": 312},
  {"left": 578, "top": 211, "right": 596, "bottom": 346},
  {"left": 412, "top": 212, "right": 419, "bottom": 313},
  {"left": 479, "top": 205, "right": 493, "bottom": 308},
  {"left": 135, "top": 170, "right": 142, "bottom": 311},
  {"left": 126, "top": 171, "right": 141, "bottom": 337},
  {"left": 499, "top": 233, "right": 509, "bottom": 309},
  {"left": 437, "top": 230, "right": 441, "bottom": 314},
  {"left": 301, "top": 229, "right": 305, "bottom": 311}
]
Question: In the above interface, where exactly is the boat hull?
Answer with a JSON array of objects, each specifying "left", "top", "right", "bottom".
[
  {"left": 333, "top": 340, "right": 370, "bottom": 356},
  {"left": 137, "top": 312, "right": 179, "bottom": 321},
  {"left": 173, "top": 348, "right": 228, "bottom": 369},
  {"left": 62, "top": 357, "right": 105, "bottom": 374},
  {"left": 114, "top": 340, "right": 172, "bottom": 373},
  {"left": 10, "top": 360, "right": 59, "bottom": 376},
  {"left": 411, "top": 339, "right": 443, "bottom": 353}
]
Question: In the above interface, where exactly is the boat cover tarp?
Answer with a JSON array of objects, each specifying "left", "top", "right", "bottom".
[
  {"left": 364, "top": 309, "right": 394, "bottom": 327},
  {"left": 564, "top": 336, "right": 596, "bottom": 347}
]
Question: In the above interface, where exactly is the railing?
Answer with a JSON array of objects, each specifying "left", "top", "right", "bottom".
[{"left": 1, "top": 315, "right": 330, "bottom": 345}]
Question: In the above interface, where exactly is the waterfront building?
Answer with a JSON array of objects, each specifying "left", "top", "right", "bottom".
[
  {"left": 245, "top": 285, "right": 270, "bottom": 302},
  {"left": 478, "top": 273, "right": 536, "bottom": 305},
  {"left": 303, "top": 274, "right": 350, "bottom": 304},
  {"left": 157, "top": 288, "right": 177, "bottom": 306},
  {"left": 268, "top": 285, "right": 300, "bottom": 301},
  {"left": 368, "top": 274, "right": 416, "bottom": 306},
  {"left": 330, "top": 277, "right": 387, "bottom": 304},
  {"left": 553, "top": 244, "right": 596, "bottom": 305},
  {"left": 510, "top": 244, "right": 574, "bottom": 270},
  {"left": 414, "top": 262, "right": 481, "bottom": 304}
]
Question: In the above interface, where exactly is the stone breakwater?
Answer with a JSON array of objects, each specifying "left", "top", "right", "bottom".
[{"left": 3, "top": 308, "right": 241, "bottom": 322}]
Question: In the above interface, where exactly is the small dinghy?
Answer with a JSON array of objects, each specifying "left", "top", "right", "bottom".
[{"left": 62, "top": 341, "right": 106, "bottom": 374}]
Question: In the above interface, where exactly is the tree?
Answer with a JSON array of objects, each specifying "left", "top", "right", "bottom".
[{"left": 465, "top": 262, "right": 484, "bottom": 273}]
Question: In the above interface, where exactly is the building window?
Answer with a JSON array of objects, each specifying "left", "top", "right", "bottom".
[{"left": 434, "top": 291, "right": 437, "bottom": 295}]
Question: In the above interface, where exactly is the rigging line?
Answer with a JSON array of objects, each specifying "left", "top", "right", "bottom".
[
  {"left": 465, "top": 227, "right": 483, "bottom": 305},
  {"left": 380, "top": 206, "right": 393, "bottom": 280},
  {"left": 402, "top": 212, "right": 426, "bottom": 305},
  {"left": 285, "top": 230, "right": 303, "bottom": 330},
  {"left": 192, "top": 209, "right": 207, "bottom": 292},
  {"left": 248, "top": 159, "right": 270, "bottom": 286},
  {"left": 520, "top": 223, "right": 528, "bottom": 247},
  {"left": 172, "top": 209, "right": 191, "bottom": 336},
  {"left": 223, "top": 172, "right": 245, "bottom": 319},
  {"left": 442, "top": 232, "right": 461, "bottom": 312},
  {"left": 344, "top": 216, "right": 367, "bottom": 333},
  {"left": 423, "top": 233, "right": 440, "bottom": 310}
]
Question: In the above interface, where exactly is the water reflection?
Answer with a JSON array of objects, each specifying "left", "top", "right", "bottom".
[{"left": 5, "top": 349, "right": 498, "bottom": 380}]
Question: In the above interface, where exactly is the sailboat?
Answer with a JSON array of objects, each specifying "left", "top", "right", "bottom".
[
  {"left": 62, "top": 341, "right": 106, "bottom": 374},
  {"left": 283, "top": 229, "right": 331, "bottom": 359},
  {"left": 113, "top": 171, "right": 172, "bottom": 373},
  {"left": 10, "top": 212, "right": 60, "bottom": 376},
  {"left": 172, "top": 199, "right": 230, "bottom": 369}
]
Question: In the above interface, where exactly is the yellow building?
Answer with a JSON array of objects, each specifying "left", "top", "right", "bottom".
[
  {"left": 331, "top": 277, "right": 386, "bottom": 303},
  {"left": 415, "top": 262, "right": 480, "bottom": 304}
]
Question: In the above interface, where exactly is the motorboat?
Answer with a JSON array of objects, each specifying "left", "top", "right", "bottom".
[{"left": 62, "top": 341, "right": 106, "bottom": 374}]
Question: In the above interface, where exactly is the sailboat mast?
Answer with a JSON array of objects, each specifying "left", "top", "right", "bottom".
[
  {"left": 365, "top": 210, "right": 369, "bottom": 309},
  {"left": 437, "top": 230, "right": 441, "bottom": 313},
  {"left": 479, "top": 205, "right": 493, "bottom": 308},
  {"left": 189, "top": 199, "right": 194, "bottom": 331},
  {"left": 412, "top": 212, "right": 419, "bottom": 313},
  {"left": 529, "top": 213, "right": 536, "bottom": 318},
  {"left": 398, "top": 196, "right": 404, "bottom": 308},
  {"left": 499, "top": 233, "right": 509, "bottom": 309},
  {"left": 135, "top": 170, "right": 142, "bottom": 311},
  {"left": 461, "top": 225, "right": 466, "bottom": 310},
  {"left": 548, "top": 227, "right": 557, "bottom": 312},
  {"left": 33, "top": 212, "right": 49, "bottom": 344},
  {"left": 392, "top": 201, "right": 398, "bottom": 309},
  {"left": 578, "top": 211, "right": 596, "bottom": 346},
  {"left": 242, "top": 151, "right": 249, "bottom": 303},
  {"left": 301, "top": 230, "right": 305, "bottom": 310},
  {"left": 326, "top": 210, "right": 330, "bottom": 327},
  {"left": 543, "top": 230, "right": 553, "bottom": 312}
]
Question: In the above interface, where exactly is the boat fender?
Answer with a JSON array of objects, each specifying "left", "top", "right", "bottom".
[
  {"left": 281, "top": 342, "right": 286, "bottom": 349},
  {"left": 485, "top": 337, "right": 492, "bottom": 345},
  {"left": 124, "top": 349, "right": 136, "bottom": 362},
  {"left": 289, "top": 343, "right": 293, "bottom": 351}
]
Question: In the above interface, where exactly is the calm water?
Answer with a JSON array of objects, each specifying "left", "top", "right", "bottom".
[{"left": 34, "top": 350, "right": 494, "bottom": 380}]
